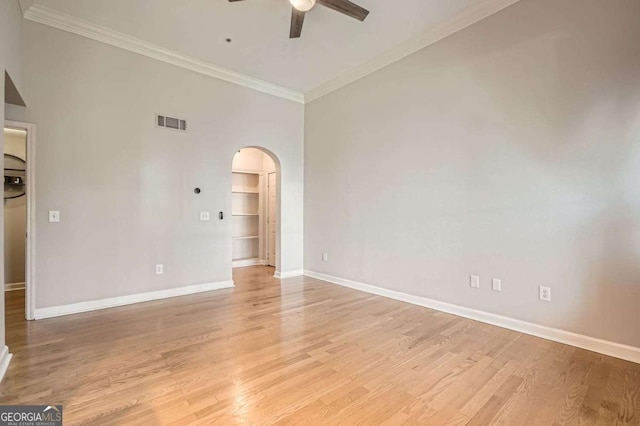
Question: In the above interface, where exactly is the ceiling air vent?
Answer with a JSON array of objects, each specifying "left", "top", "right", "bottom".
[{"left": 156, "top": 114, "right": 187, "bottom": 132}]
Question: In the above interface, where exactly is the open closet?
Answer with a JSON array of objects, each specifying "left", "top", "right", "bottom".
[{"left": 232, "top": 148, "right": 278, "bottom": 268}]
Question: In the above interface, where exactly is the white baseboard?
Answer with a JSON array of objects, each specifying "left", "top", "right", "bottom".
[
  {"left": 0, "top": 346, "right": 13, "bottom": 383},
  {"left": 5, "top": 282, "right": 25, "bottom": 292},
  {"left": 274, "top": 270, "right": 304, "bottom": 279},
  {"left": 232, "top": 258, "right": 265, "bottom": 268},
  {"left": 304, "top": 270, "right": 640, "bottom": 364},
  {"left": 34, "top": 280, "right": 235, "bottom": 320}
]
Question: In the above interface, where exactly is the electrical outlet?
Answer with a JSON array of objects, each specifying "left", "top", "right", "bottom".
[
  {"left": 200, "top": 211, "right": 210, "bottom": 221},
  {"left": 539, "top": 286, "right": 551, "bottom": 302},
  {"left": 470, "top": 275, "right": 480, "bottom": 289},
  {"left": 322, "top": 253, "right": 328, "bottom": 262},
  {"left": 156, "top": 264, "right": 164, "bottom": 275},
  {"left": 492, "top": 278, "right": 502, "bottom": 292}
]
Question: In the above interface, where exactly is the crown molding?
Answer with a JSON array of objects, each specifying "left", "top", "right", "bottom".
[
  {"left": 23, "top": 0, "right": 522, "bottom": 105},
  {"left": 23, "top": 5, "right": 305, "bottom": 104},
  {"left": 18, "top": 0, "right": 34, "bottom": 15},
  {"left": 305, "top": 0, "right": 522, "bottom": 103}
]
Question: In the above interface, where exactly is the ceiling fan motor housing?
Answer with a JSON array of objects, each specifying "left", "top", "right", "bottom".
[
  {"left": 290, "top": 0, "right": 316, "bottom": 12},
  {"left": 229, "top": 0, "right": 370, "bottom": 39}
]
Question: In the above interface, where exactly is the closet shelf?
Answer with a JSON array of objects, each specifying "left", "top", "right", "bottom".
[
  {"left": 232, "top": 170, "right": 261, "bottom": 175},
  {"left": 232, "top": 166, "right": 261, "bottom": 265}
]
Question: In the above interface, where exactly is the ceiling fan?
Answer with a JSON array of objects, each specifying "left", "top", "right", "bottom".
[{"left": 228, "top": 0, "right": 370, "bottom": 39}]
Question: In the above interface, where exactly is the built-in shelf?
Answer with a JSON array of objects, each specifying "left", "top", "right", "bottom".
[
  {"left": 232, "top": 170, "right": 261, "bottom": 175},
  {"left": 232, "top": 188, "right": 259, "bottom": 194},
  {"left": 232, "top": 169, "right": 262, "bottom": 264}
]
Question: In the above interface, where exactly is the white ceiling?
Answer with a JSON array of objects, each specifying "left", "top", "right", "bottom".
[{"left": 26, "top": 0, "right": 518, "bottom": 98}]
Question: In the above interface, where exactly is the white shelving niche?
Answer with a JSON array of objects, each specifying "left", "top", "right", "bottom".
[{"left": 231, "top": 170, "right": 263, "bottom": 267}]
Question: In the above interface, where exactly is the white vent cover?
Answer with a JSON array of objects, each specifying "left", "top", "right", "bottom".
[{"left": 156, "top": 114, "right": 187, "bottom": 132}]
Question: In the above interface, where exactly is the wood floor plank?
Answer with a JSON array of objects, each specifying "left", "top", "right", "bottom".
[{"left": 2, "top": 266, "right": 640, "bottom": 425}]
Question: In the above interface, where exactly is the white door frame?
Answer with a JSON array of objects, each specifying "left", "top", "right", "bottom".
[
  {"left": 266, "top": 171, "right": 277, "bottom": 268},
  {"left": 4, "top": 120, "right": 36, "bottom": 321}
]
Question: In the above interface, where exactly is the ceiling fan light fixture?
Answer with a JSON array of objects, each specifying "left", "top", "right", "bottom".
[{"left": 290, "top": 0, "right": 316, "bottom": 12}]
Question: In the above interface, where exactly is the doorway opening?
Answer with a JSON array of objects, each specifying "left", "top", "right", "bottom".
[
  {"left": 3, "top": 121, "right": 35, "bottom": 321},
  {"left": 231, "top": 148, "right": 280, "bottom": 273}
]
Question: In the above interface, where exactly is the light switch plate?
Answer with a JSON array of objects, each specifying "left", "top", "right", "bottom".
[
  {"left": 200, "top": 211, "right": 210, "bottom": 221},
  {"left": 492, "top": 278, "right": 502, "bottom": 292},
  {"left": 470, "top": 275, "right": 480, "bottom": 289},
  {"left": 49, "top": 210, "right": 60, "bottom": 223}
]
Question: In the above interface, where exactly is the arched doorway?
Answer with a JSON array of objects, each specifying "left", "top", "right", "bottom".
[{"left": 231, "top": 147, "right": 280, "bottom": 273}]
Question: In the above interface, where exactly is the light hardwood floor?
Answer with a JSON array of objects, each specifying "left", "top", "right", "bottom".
[{"left": 2, "top": 266, "right": 639, "bottom": 425}]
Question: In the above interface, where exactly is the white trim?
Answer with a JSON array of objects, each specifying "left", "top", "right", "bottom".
[
  {"left": 18, "top": 0, "right": 34, "bottom": 16},
  {"left": 34, "top": 280, "right": 235, "bottom": 320},
  {"left": 5, "top": 120, "right": 36, "bottom": 321},
  {"left": 304, "top": 270, "right": 640, "bottom": 365},
  {"left": 265, "top": 171, "right": 277, "bottom": 269},
  {"left": 274, "top": 270, "right": 304, "bottom": 279},
  {"left": 23, "top": 5, "right": 304, "bottom": 104},
  {"left": 0, "top": 346, "right": 13, "bottom": 383},
  {"left": 5, "top": 282, "right": 25, "bottom": 292},
  {"left": 305, "top": 0, "right": 522, "bottom": 102},
  {"left": 21, "top": 1, "right": 523, "bottom": 104}
]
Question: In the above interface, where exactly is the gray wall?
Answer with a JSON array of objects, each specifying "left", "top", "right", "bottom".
[
  {"left": 305, "top": 0, "right": 640, "bottom": 347},
  {"left": 1, "top": 0, "right": 25, "bottom": 348},
  {"left": 1, "top": 0, "right": 24, "bottom": 95},
  {"left": 8, "top": 21, "right": 304, "bottom": 309}
]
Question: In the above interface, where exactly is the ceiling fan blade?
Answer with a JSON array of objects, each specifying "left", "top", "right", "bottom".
[
  {"left": 317, "top": 0, "right": 369, "bottom": 21},
  {"left": 290, "top": 8, "right": 306, "bottom": 39},
  {"left": 228, "top": 0, "right": 247, "bottom": 2}
]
